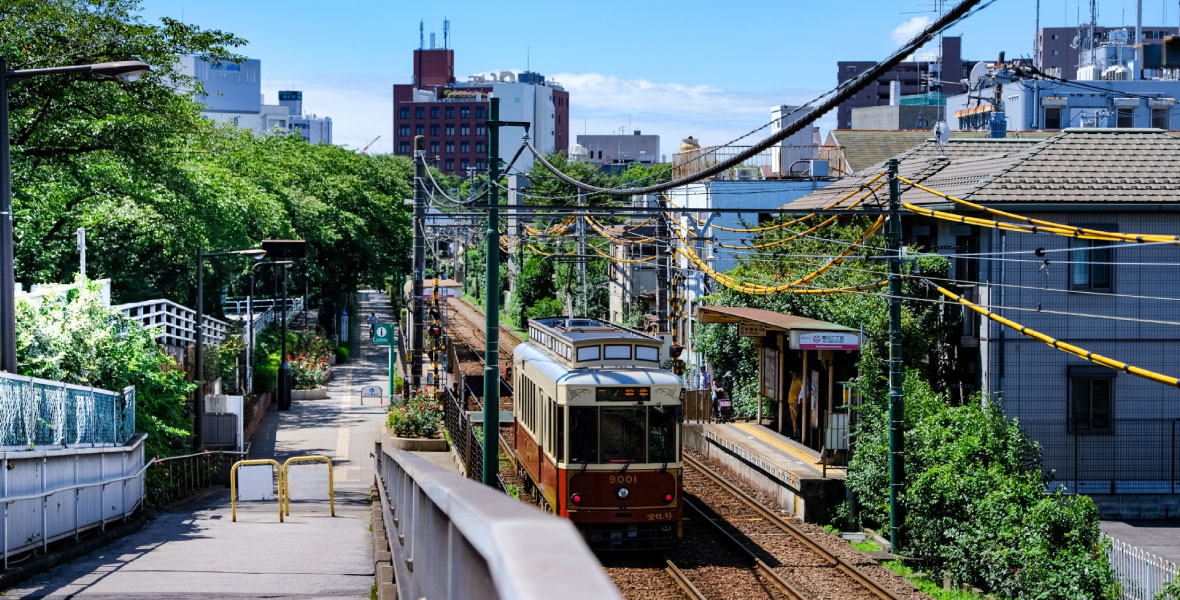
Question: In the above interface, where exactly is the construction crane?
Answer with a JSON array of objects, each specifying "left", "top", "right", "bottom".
[{"left": 359, "top": 135, "right": 381, "bottom": 154}]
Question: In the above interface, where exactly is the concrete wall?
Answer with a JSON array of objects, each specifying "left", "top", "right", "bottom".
[{"left": 851, "top": 105, "right": 943, "bottom": 130}]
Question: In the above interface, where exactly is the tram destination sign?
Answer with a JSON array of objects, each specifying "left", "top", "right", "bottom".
[
  {"left": 595, "top": 387, "right": 650, "bottom": 402},
  {"left": 789, "top": 330, "right": 860, "bottom": 351}
]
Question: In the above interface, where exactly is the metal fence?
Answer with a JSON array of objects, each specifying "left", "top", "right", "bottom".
[
  {"left": 373, "top": 439, "right": 621, "bottom": 600},
  {"left": 116, "top": 299, "right": 231, "bottom": 348},
  {"left": 1106, "top": 535, "right": 1179, "bottom": 600},
  {"left": 445, "top": 383, "right": 484, "bottom": 482},
  {"left": 1025, "top": 419, "right": 1180, "bottom": 494},
  {"left": 145, "top": 450, "right": 247, "bottom": 508},
  {"left": 0, "top": 373, "right": 134, "bottom": 450},
  {"left": 673, "top": 145, "right": 776, "bottom": 180}
]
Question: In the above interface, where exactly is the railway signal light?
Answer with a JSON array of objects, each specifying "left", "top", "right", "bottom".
[
  {"left": 669, "top": 345, "right": 684, "bottom": 359},
  {"left": 429, "top": 324, "right": 442, "bottom": 337},
  {"left": 429, "top": 307, "right": 441, "bottom": 320},
  {"left": 672, "top": 359, "right": 686, "bottom": 375}
]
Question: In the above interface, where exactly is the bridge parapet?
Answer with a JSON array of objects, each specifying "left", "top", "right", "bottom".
[{"left": 374, "top": 440, "right": 622, "bottom": 600}]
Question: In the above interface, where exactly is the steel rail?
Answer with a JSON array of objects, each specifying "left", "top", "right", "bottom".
[
  {"left": 684, "top": 455, "right": 900, "bottom": 600},
  {"left": 664, "top": 558, "right": 709, "bottom": 600},
  {"left": 682, "top": 498, "right": 807, "bottom": 600}
]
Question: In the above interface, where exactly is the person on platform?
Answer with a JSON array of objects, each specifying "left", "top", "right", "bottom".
[{"left": 787, "top": 369, "right": 804, "bottom": 440}]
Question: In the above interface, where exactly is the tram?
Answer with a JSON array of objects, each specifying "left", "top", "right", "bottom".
[{"left": 511, "top": 317, "right": 684, "bottom": 550}]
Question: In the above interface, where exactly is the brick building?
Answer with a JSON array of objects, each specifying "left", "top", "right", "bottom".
[{"left": 393, "top": 46, "right": 569, "bottom": 175}]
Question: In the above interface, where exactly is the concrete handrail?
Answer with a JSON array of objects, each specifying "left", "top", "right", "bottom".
[{"left": 374, "top": 440, "right": 622, "bottom": 600}]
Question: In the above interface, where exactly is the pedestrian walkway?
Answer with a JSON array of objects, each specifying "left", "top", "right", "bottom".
[{"left": 5, "top": 290, "right": 399, "bottom": 599}]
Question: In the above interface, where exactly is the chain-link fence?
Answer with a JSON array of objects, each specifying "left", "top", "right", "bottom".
[{"left": 0, "top": 372, "right": 134, "bottom": 449}]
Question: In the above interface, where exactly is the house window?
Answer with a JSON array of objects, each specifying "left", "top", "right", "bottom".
[
  {"left": 1044, "top": 106, "right": 1062, "bottom": 129},
  {"left": 430, "top": 124, "right": 439, "bottom": 136},
  {"left": 476, "top": 141, "right": 486, "bottom": 153},
  {"left": 1051, "top": 49, "right": 1059, "bottom": 55},
  {"left": 398, "top": 125, "right": 410, "bottom": 136},
  {"left": 1069, "top": 368, "right": 1113, "bottom": 434},
  {"left": 461, "top": 158, "right": 469, "bottom": 171},
  {"left": 430, "top": 107, "right": 439, "bottom": 119},
  {"left": 399, "top": 107, "right": 410, "bottom": 119},
  {"left": 430, "top": 141, "right": 439, "bottom": 154},
  {"left": 460, "top": 141, "right": 470, "bottom": 153},
  {"left": 398, "top": 142, "right": 410, "bottom": 154},
  {"left": 445, "top": 141, "right": 455, "bottom": 153},
  {"left": 461, "top": 124, "right": 470, "bottom": 135},
  {"left": 415, "top": 107, "right": 424, "bottom": 119},
  {"left": 1051, "top": 34, "right": 1059, "bottom": 40},
  {"left": 1152, "top": 108, "right": 1171, "bottom": 129},
  {"left": 847, "top": 65, "right": 857, "bottom": 73},
  {"left": 1069, "top": 238, "right": 1113, "bottom": 291},
  {"left": 476, "top": 106, "right": 486, "bottom": 119},
  {"left": 415, "top": 124, "right": 424, "bottom": 135},
  {"left": 445, "top": 159, "right": 454, "bottom": 171},
  {"left": 1116, "top": 107, "right": 1134, "bottom": 128},
  {"left": 445, "top": 107, "right": 454, "bottom": 118},
  {"left": 446, "top": 124, "right": 455, "bottom": 136},
  {"left": 460, "top": 106, "right": 470, "bottom": 118},
  {"left": 476, "top": 124, "right": 486, "bottom": 135}
]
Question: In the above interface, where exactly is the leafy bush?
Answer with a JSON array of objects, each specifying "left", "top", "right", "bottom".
[
  {"left": 16, "top": 280, "right": 195, "bottom": 458},
  {"left": 336, "top": 344, "right": 349, "bottom": 363},
  {"left": 525, "top": 297, "right": 563, "bottom": 320},
  {"left": 290, "top": 356, "right": 328, "bottom": 390},
  {"left": 847, "top": 372, "right": 1117, "bottom": 598},
  {"left": 387, "top": 387, "right": 443, "bottom": 438}
]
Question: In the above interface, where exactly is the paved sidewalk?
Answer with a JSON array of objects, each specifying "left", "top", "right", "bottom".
[{"left": 6, "top": 290, "right": 399, "bottom": 599}]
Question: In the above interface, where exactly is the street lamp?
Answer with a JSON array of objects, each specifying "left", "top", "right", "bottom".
[
  {"left": 195, "top": 248, "right": 266, "bottom": 448},
  {"left": 247, "top": 260, "right": 293, "bottom": 395},
  {"left": 0, "top": 58, "right": 151, "bottom": 372}
]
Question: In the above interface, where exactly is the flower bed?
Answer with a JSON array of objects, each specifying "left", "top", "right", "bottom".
[{"left": 387, "top": 387, "right": 443, "bottom": 439}]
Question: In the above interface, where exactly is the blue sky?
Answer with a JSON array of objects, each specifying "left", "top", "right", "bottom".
[{"left": 138, "top": 0, "right": 1180, "bottom": 155}]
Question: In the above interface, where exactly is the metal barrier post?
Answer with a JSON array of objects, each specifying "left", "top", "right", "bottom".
[
  {"left": 281, "top": 455, "right": 335, "bottom": 517},
  {"left": 230, "top": 459, "right": 284, "bottom": 523}
]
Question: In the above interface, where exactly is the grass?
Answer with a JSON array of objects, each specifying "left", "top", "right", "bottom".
[
  {"left": 504, "top": 483, "right": 522, "bottom": 500},
  {"left": 884, "top": 560, "right": 986, "bottom": 600},
  {"left": 850, "top": 538, "right": 881, "bottom": 552},
  {"left": 370, "top": 584, "right": 377, "bottom": 600}
]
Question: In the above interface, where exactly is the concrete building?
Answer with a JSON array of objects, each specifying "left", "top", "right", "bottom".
[
  {"left": 947, "top": 79, "right": 1180, "bottom": 132},
  {"left": 575, "top": 131, "right": 659, "bottom": 167},
  {"left": 770, "top": 105, "right": 820, "bottom": 176},
  {"left": 851, "top": 104, "right": 943, "bottom": 130},
  {"left": 1036, "top": 25, "right": 1179, "bottom": 78},
  {"left": 835, "top": 37, "right": 974, "bottom": 129},
  {"left": 178, "top": 57, "right": 332, "bottom": 143},
  {"left": 788, "top": 130, "right": 1180, "bottom": 517},
  {"left": 392, "top": 37, "right": 569, "bottom": 175}
]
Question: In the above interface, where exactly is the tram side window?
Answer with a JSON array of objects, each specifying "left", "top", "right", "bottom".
[
  {"left": 649, "top": 406, "right": 678, "bottom": 463},
  {"left": 601, "top": 407, "right": 645, "bottom": 463},
  {"left": 569, "top": 407, "right": 598, "bottom": 463}
]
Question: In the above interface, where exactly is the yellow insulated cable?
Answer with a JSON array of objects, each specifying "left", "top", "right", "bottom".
[
  {"left": 671, "top": 243, "right": 886, "bottom": 296},
  {"left": 526, "top": 244, "right": 552, "bottom": 256},
  {"left": 933, "top": 283, "right": 1180, "bottom": 389},
  {"left": 584, "top": 215, "right": 659, "bottom": 244},
  {"left": 900, "top": 178, "right": 1180, "bottom": 244},
  {"left": 902, "top": 202, "right": 1128, "bottom": 241},
  {"left": 664, "top": 172, "right": 887, "bottom": 231}
]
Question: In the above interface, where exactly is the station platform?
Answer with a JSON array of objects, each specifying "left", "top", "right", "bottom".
[{"left": 684, "top": 422, "right": 846, "bottom": 523}]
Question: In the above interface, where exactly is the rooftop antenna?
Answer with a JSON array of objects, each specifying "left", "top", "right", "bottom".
[
  {"left": 444, "top": 18, "right": 450, "bottom": 49},
  {"left": 419, "top": 20, "right": 425, "bottom": 50},
  {"left": 527, "top": 45, "right": 530, "bottom": 72}
]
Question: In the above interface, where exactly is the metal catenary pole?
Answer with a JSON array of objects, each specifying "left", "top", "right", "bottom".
[
  {"left": 886, "top": 158, "right": 906, "bottom": 553},
  {"left": 412, "top": 135, "right": 427, "bottom": 393},
  {"left": 0, "top": 58, "right": 13, "bottom": 374},
  {"left": 482, "top": 97, "right": 530, "bottom": 487},
  {"left": 194, "top": 249, "right": 204, "bottom": 447},
  {"left": 577, "top": 192, "right": 587, "bottom": 316}
]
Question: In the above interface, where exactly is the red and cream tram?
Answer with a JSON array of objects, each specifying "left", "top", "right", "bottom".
[{"left": 512, "top": 317, "right": 683, "bottom": 550}]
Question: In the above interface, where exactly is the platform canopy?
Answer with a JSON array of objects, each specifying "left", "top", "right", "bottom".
[{"left": 695, "top": 306, "right": 860, "bottom": 350}]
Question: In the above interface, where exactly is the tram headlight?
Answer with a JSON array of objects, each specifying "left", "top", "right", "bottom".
[{"left": 617, "top": 487, "right": 630, "bottom": 500}]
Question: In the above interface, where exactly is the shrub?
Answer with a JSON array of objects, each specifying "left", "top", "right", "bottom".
[
  {"left": 387, "top": 387, "right": 443, "bottom": 438},
  {"left": 336, "top": 344, "right": 350, "bottom": 363},
  {"left": 290, "top": 356, "right": 328, "bottom": 390}
]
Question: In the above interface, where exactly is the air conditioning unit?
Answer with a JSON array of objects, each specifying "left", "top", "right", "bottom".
[{"left": 733, "top": 167, "right": 760, "bottom": 181}]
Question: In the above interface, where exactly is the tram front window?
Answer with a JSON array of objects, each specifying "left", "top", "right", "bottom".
[
  {"left": 569, "top": 406, "right": 598, "bottom": 463},
  {"left": 601, "top": 407, "right": 645, "bottom": 463},
  {"left": 649, "top": 406, "right": 678, "bottom": 463}
]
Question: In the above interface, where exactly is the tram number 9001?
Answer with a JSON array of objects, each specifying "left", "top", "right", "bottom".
[{"left": 609, "top": 475, "right": 637, "bottom": 485}]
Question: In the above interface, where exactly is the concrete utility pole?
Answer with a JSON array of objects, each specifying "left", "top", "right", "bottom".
[
  {"left": 77, "top": 228, "right": 86, "bottom": 279},
  {"left": 655, "top": 195, "right": 669, "bottom": 333},
  {"left": 412, "top": 135, "right": 426, "bottom": 393},
  {"left": 482, "top": 97, "right": 529, "bottom": 487},
  {"left": 886, "top": 158, "right": 906, "bottom": 553}
]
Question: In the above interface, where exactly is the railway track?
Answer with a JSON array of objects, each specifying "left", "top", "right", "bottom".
[
  {"left": 664, "top": 558, "right": 706, "bottom": 599},
  {"left": 684, "top": 454, "right": 906, "bottom": 600}
]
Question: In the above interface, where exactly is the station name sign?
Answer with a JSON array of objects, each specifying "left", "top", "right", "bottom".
[{"left": 789, "top": 330, "right": 860, "bottom": 351}]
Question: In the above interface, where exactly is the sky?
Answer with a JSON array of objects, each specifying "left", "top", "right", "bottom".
[{"left": 138, "top": 0, "right": 1180, "bottom": 157}]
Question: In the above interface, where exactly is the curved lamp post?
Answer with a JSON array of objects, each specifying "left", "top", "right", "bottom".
[{"left": 0, "top": 58, "right": 150, "bottom": 372}]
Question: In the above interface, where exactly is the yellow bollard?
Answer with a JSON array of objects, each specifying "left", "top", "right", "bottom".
[
  {"left": 281, "top": 455, "right": 335, "bottom": 517},
  {"left": 230, "top": 459, "right": 284, "bottom": 523}
]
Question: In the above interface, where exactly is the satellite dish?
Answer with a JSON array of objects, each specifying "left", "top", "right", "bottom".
[
  {"left": 933, "top": 120, "right": 950, "bottom": 147},
  {"left": 968, "top": 61, "right": 989, "bottom": 91}
]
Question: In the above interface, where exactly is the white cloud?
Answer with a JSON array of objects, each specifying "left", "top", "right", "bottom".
[{"left": 891, "top": 16, "right": 932, "bottom": 46}]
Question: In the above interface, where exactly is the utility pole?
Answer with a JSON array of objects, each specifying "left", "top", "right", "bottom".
[
  {"left": 577, "top": 192, "right": 587, "bottom": 316},
  {"left": 655, "top": 195, "right": 669, "bottom": 334},
  {"left": 483, "top": 97, "right": 529, "bottom": 487},
  {"left": 412, "top": 135, "right": 426, "bottom": 393},
  {"left": 77, "top": 228, "right": 86, "bottom": 279},
  {"left": 886, "top": 158, "right": 906, "bottom": 553}
]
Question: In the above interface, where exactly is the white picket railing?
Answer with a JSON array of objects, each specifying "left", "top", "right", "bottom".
[
  {"left": 1106, "top": 534, "right": 1179, "bottom": 600},
  {"left": 116, "top": 299, "right": 231, "bottom": 347}
]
